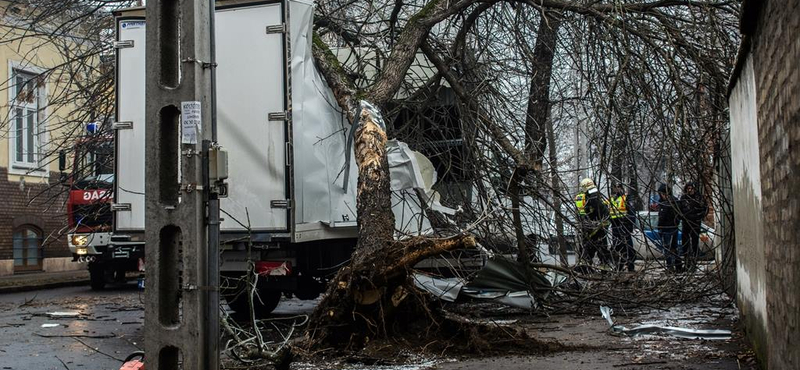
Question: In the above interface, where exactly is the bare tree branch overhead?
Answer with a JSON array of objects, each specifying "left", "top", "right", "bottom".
[{"left": 0, "top": 0, "right": 743, "bottom": 367}]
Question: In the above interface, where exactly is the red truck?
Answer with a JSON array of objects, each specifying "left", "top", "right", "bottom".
[{"left": 61, "top": 133, "right": 139, "bottom": 290}]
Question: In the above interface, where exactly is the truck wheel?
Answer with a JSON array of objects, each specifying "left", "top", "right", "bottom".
[
  {"left": 89, "top": 264, "right": 106, "bottom": 290},
  {"left": 226, "top": 289, "right": 281, "bottom": 317}
]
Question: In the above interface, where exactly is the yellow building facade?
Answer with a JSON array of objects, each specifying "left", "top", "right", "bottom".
[{"left": 0, "top": 2, "right": 102, "bottom": 275}]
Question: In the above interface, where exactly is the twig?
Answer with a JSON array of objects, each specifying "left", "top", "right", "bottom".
[
  {"left": 55, "top": 355, "right": 70, "bottom": 370},
  {"left": 35, "top": 333, "right": 116, "bottom": 339},
  {"left": 72, "top": 337, "right": 126, "bottom": 362},
  {"left": 19, "top": 293, "right": 38, "bottom": 308},
  {"left": 613, "top": 360, "right": 668, "bottom": 367}
]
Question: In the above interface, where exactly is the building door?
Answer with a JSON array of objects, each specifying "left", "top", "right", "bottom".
[{"left": 12, "top": 225, "right": 43, "bottom": 272}]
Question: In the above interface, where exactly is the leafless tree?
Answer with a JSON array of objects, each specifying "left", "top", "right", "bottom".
[
  {"left": 305, "top": 0, "right": 739, "bottom": 353},
  {"left": 0, "top": 0, "right": 741, "bottom": 363}
]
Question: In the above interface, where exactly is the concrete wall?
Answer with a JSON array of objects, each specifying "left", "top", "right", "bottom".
[
  {"left": 729, "top": 55, "right": 769, "bottom": 365},
  {"left": 728, "top": 1, "right": 800, "bottom": 368},
  {"left": 750, "top": 1, "right": 800, "bottom": 367}
]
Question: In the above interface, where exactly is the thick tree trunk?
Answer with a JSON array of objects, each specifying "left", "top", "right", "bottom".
[
  {"left": 546, "top": 116, "right": 568, "bottom": 266},
  {"left": 509, "top": 170, "right": 530, "bottom": 263},
  {"left": 352, "top": 105, "right": 395, "bottom": 259},
  {"left": 305, "top": 2, "right": 479, "bottom": 346},
  {"left": 524, "top": 15, "right": 562, "bottom": 171},
  {"left": 512, "top": 12, "right": 562, "bottom": 262},
  {"left": 304, "top": 104, "right": 477, "bottom": 348}
]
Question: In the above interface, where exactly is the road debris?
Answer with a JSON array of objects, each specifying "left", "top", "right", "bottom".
[
  {"left": 600, "top": 306, "right": 731, "bottom": 340},
  {"left": 413, "top": 257, "right": 549, "bottom": 309},
  {"left": 46, "top": 311, "right": 82, "bottom": 318}
]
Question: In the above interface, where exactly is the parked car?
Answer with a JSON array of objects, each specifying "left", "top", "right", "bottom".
[{"left": 631, "top": 211, "right": 715, "bottom": 260}]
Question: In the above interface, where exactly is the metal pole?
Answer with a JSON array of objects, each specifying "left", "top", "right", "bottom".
[
  {"left": 205, "top": 0, "right": 220, "bottom": 367},
  {"left": 145, "top": 0, "right": 217, "bottom": 369}
]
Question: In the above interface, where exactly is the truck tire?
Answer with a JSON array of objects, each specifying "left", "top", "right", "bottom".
[
  {"left": 89, "top": 264, "right": 106, "bottom": 290},
  {"left": 226, "top": 289, "right": 281, "bottom": 317}
]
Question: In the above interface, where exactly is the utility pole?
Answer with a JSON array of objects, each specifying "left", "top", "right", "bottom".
[{"left": 144, "top": 1, "right": 220, "bottom": 369}]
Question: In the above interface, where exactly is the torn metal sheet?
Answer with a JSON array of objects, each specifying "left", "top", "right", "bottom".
[
  {"left": 387, "top": 140, "right": 456, "bottom": 237},
  {"left": 495, "top": 291, "right": 536, "bottom": 310},
  {"left": 388, "top": 141, "right": 426, "bottom": 192},
  {"left": 461, "top": 290, "right": 536, "bottom": 310},
  {"left": 546, "top": 271, "right": 568, "bottom": 287},
  {"left": 600, "top": 306, "right": 731, "bottom": 340},
  {"left": 413, "top": 258, "right": 545, "bottom": 310},
  {"left": 412, "top": 274, "right": 464, "bottom": 302},
  {"left": 466, "top": 258, "right": 551, "bottom": 297}
]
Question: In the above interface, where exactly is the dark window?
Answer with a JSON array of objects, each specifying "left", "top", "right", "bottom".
[{"left": 12, "top": 225, "right": 43, "bottom": 272}]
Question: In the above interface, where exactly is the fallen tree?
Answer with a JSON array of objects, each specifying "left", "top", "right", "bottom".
[{"left": 298, "top": 0, "right": 739, "bottom": 354}]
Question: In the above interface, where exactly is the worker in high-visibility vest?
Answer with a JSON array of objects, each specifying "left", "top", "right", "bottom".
[
  {"left": 576, "top": 178, "right": 612, "bottom": 266},
  {"left": 574, "top": 193, "right": 587, "bottom": 217},
  {"left": 610, "top": 182, "right": 635, "bottom": 271}
]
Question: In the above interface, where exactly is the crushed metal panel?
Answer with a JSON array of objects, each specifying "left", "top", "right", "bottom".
[
  {"left": 387, "top": 140, "right": 434, "bottom": 237},
  {"left": 466, "top": 258, "right": 550, "bottom": 293},
  {"left": 289, "top": 0, "right": 358, "bottom": 236}
]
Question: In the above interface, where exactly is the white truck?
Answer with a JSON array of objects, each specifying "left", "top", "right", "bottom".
[{"left": 67, "top": 0, "right": 446, "bottom": 314}]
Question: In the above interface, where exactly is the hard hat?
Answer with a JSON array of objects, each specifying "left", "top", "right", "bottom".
[{"left": 580, "top": 178, "right": 595, "bottom": 191}]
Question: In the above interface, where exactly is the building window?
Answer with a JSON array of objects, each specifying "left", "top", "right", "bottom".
[
  {"left": 9, "top": 67, "right": 46, "bottom": 172},
  {"left": 12, "top": 225, "right": 43, "bottom": 272}
]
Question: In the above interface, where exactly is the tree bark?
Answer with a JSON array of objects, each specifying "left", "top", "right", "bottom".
[
  {"left": 545, "top": 115, "right": 568, "bottom": 266},
  {"left": 304, "top": 2, "right": 480, "bottom": 349},
  {"left": 512, "top": 12, "right": 562, "bottom": 263}
]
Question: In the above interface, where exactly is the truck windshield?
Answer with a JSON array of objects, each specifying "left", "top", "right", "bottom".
[{"left": 74, "top": 139, "right": 114, "bottom": 187}]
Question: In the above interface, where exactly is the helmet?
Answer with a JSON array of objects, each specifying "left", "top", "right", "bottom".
[{"left": 580, "top": 178, "right": 596, "bottom": 192}]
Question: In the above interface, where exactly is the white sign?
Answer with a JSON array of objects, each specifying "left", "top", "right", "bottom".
[
  {"left": 120, "top": 21, "right": 145, "bottom": 30},
  {"left": 181, "top": 101, "right": 202, "bottom": 144},
  {"left": 82, "top": 190, "right": 109, "bottom": 201}
]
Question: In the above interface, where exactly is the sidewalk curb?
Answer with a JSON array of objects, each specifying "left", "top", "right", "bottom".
[
  {"left": 0, "top": 273, "right": 90, "bottom": 294},
  {"left": 0, "top": 278, "right": 89, "bottom": 294}
]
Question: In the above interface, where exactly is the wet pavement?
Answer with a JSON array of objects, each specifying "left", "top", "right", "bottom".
[
  {"left": 0, "top": 285, "right": 757, "bottom": 370},
  {"left": 0, "top": 284, "right": 144, "bottom": 370}
]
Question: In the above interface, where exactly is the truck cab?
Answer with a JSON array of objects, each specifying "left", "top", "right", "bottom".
[{"left": 63, "top": 131, "right": 135, "bottom": 289}]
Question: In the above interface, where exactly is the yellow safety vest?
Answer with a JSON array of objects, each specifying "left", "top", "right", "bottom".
[
  {"left": 610, "top": 194, "right": 627, "bottom": 219},
  {"left": 575, "top": 193, "right": 586, "bottom": 215}
]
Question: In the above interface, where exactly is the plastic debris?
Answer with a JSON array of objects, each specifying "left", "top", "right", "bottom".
[
  {"left": 46, "top": 311, "right": 81, "bottom": 318},
  {"left": 600, "top": 306, "right": 731, "bottom": 340},
  {"left": 41, "top": 323, "right": 60, "bottom": 328}
]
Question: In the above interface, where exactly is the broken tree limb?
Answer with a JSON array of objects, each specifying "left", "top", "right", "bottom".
[{"left": 300, "top": 93, "right": 479, "bottom": 351}]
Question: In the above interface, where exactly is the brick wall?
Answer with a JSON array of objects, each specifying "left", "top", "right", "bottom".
[
  {"left": 0, "top": 167, "right": 70, "bottom": 264},
  {"left": 750, "top": 0, "right": 800, "bottom": 368}
]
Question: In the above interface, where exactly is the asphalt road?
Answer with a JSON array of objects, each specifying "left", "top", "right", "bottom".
[
  {"left": 0, "top": 284, "right": 321, "bottom": 370},
  {"left": 0, "top": 285, "right": 756, "bottom": 370},
  {"left": 0, "top": 284, "right": 144, "bottom": 370}
]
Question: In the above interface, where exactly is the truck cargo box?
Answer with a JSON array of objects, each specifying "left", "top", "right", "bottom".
[{"left": 114, "top": 0, "right": 359, "bottom": 243}]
